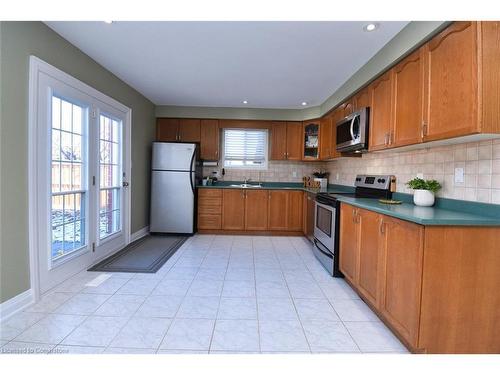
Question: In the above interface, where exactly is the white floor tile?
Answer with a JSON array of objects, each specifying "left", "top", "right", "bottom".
[
  {"left": 104, "top": 347, "right": 157, "bottom": 354},
  {"left": 187, "top": 279, "right": 224, "bottom": 297},
  {"left": 176, "top": 296, "right": 220, "bottom": 319},
  {"left": 15, "top": 314, "right": 86, "bottom": 344},
  {"left": 211, "top": 320, "right": 259, "bottom": 352},
  {"left": 217, "top": 298, "right": 257, "bottom": 320},
  {"left": 195, "top": 268, "right": 227, "bottom": 281},
  {"left": 225, "top": 267, "right": 255, "bottom": 281},
  {"left": 1, "top": 341, "right": 54, "bottom": 354},
  {"left": 344, "top": 322, "right": 408, "bottom": 353},
  {"left": 61, "top": 316, "right": 128, "bottom": 347},
  {"left": 24, "top": 292, "right": 73, "bottom": 313},
  {"left": 94, "top": 294, "right": 146, "bottom": 317},
  {"left": 222, "top": 280, "right": 256, "bottom": 298},
  {"left": 159, "top": 319, "right": 215, "bottom": 350},
  {"left": 81, "top": 277, "right": 129, "bottom": 294},
  {"left": 331, "top": 299, "right": 380, "bottom": 322},
  {"left": 256, "top": 280, "right": 290, "bottom": 298},
  {"left": 151, "top": 279, "right": 192, "bottom": 296},
  {"left": 318, "top": 279, "right": 360, "bottom": 301},
  {"left": 110, "top": 317, "right": 172, "bottom": 349},
  {"left": 55, "top": 293, "right": 110, "bottom": 315},
  {"left": 135, "top": 295, "right": 184, "bottom": 318},
  {"left": 257, "top": 297, "right": 298, "bottom": 321},
  {"left": 293, "top": 299, "right": 340, "bottom": 321},
  {"left": 115, "top": 278, "right": 161, "bottom": 295},
  {"left": 0, "top": 312, "right": 46, "bottom": 340},
  {"left": 259, "top": 320, "right": 309, "bottom": 352},
  {"left": 157, "top": 349, "right": 209, "bottom": 354},
  {"left": 287, "top": 281, "right": 325, "bottom": 299},
  {"left": 164, "top": 266, "right": 200, "bottom": 281},
  {"left": 301, "top": 320, "right": 359, "bottom": 353}
]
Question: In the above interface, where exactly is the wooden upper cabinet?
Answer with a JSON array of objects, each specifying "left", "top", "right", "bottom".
[
  {"left": 319, "top": 116, "right": 332, "bottom": 160},
  {"left": 245, "top": 190, "right": 269, "bottom": 230},
  {"left": 287, "top": 191, "right": 303, "bottom": 231},
  {"left": 268, "top": 190, "right": 289, "bottom": 230},
  {"left": 423, "top": 21, "right": 479, "bottom": 141},
  {"left": 329, "top": 107, "right": 344, "bottom": 159},
  {"left": 157, "top": 118, "right": 179, "bottom": 141},
  {"left": 339, "top": 204, "right": 359, "bottom": 283},
  {"left": 303, "top": 121, "right": 320, "bottom": 160},
  {"left": 353, "top": 88, "right": 371, "bottom": 112},
  {"left": 392, "top": 48, "right": 425, "bottom": 147},
  {"left": 178, "top": 119, "right": 201, "bottom": 142},
  {"left": 200, "top": 119, "right": 219, "bottom": 160},
  {"left": 270, "top": 122, "right": 287, "bottom": 160},
  {"left": 369, "top": 70, "right": 394, "bottom": 151},
  {"left": 380, "top": 216, "right": 424, "bottom": 348},
  {"left": 286, "top": 122, "right": 303, "bottom": 160},
  {"left": 343, "top": 100, "right": 355, "bottom": 117},
  {"left": 222, "top": 189, "right": 245, "bottom": 230},
  {"left": 357, "top": 209, "right": 382, "bottom": 308}
]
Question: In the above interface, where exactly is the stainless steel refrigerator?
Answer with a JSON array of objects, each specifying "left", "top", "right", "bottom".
[{"left": 150, "top": 142, "right": 201, "bottom": 234}]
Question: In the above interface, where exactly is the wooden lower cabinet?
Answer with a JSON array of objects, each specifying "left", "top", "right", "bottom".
[
  {"left": 303, "top": 192, "right": 315, "bottom": 239},
  {"left": 268, "top": 190, "right": 289, "bottom": 230},
  {"left": 339, "top": 203, "right": 500, "bottom": 353},
  {"left": 287, "top": 191, "right": 303, "bottom": 231},
  {"left": 222, "top": 189, "right": 245, "bottom": 230},
  {"left": 339, "top": 205, "right": 359, "bottom": 283},
  {"left": 245, "top": 190, "right": 268, "bottom": 230},
  {"left": 379, "top": 216, "right": 424, "bottom": 348},
  {"left": 197, "top": 189, "right": 222, "bottom": 230}
]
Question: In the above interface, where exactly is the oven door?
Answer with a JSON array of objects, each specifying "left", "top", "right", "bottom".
[{"left": 314, "top": 200, "right": 335, "bottom": 252}]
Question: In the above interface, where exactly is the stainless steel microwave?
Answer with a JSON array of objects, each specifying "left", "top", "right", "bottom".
[{"left": 335, "top": 107, "right": 369, "bottom": 153}]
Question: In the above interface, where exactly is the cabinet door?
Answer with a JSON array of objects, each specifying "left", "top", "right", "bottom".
[
  {"left": 287, "top": 191, "right": 303, "bottom": 231},
  {"left": 357, "top": 209, "right": 382, "bottom": 307},
  {"left": 392, "top": 49, "right": 425, "bottom": 147},
  {"left": 424, "top": 21, "right": 479, "bottom": 141},
  {"left": 200, "top": 119, "right": 219, "bottom": 160},
  {"left": 157, "top": 118, "right": 179, "bottom": 141},
  {"left": 245, "top": 190, "right": 269, "bottom": 230},
  {"left": 178, "top": 119, "right": 201, "bottom": 142},
  {"left": 353, "top": 88, "right": 371, "bottom": 111},
  {"left": 305, "top": 193, "right": 315, "bottom": 238},
  {"left": 222, "top": 189, "right": 245, "bottom": 230},
  {"left": 339, "top": 204, "right": 359, "bottom": 283},
  {"left": 369, "top": 71, "right": 394, "bottom": 151},
  {"left": 286, "top": 122, "right": 304, "bottom": 160},
  {"left": 342, "top": 100, "right": 355, "bottom": 117},
  {"left": 270, "top": 122, "right": 287, "bottom": 160},
  {"left": 268, "top": 190, "right": 289, "bottom": 230},
  {"left": 380, "top": 216, "right": 424, "bottom": 347},
  {"left": 303, "top": 121, "right": 320, "bottom": 160},
  {"left": 319, "top": 116, "right": 332, "bottom": 160}
]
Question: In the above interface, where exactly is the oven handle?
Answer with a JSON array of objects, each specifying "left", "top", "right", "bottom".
[{"left": 313, "top": 239, "right": 334, "bottom": 259}]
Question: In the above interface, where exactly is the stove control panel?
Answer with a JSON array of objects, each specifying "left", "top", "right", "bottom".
[{"left": 354, "top": 175, "right": 395, "bottom": 191}]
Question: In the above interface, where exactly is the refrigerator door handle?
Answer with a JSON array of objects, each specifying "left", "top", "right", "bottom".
[{"left": 189, "top": 149, "right": 196, "bottom": 194}]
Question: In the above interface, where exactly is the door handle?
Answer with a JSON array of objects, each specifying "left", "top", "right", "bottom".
[
  {"left": 122, "top": 181, "right": 129, "bottom": 187},
  {"left": 379, "top": 219, "right": 385, "bottom": 234}
]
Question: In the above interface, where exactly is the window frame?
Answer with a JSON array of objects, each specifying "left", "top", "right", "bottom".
[{"left": 221, "top": 128, "right": 269, "bottom": 170}]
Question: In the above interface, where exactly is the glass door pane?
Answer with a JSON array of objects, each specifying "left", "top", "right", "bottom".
[
  {"left": 50, "top": 96, "right": 87, "bottom": 262},
  {"left": 99, "top": 114, "right": 122, "bottom": 240}
]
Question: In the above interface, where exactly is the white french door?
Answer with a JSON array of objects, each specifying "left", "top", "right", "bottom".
[{"left": 31, "top": 57, "right": 130, "bottom": 295}]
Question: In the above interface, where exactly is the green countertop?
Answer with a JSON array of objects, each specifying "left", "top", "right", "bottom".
[{"left": 198, "top": 181, "right": 500, "bottom": 226}]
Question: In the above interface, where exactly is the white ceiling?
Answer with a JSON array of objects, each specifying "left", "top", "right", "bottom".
[{"left": 46, "top": 21, "right": 409, "bottom": 109}]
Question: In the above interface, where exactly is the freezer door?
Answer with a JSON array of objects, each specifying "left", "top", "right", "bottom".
[
  {"left": 152, "top": 142, "right": 196, "bottom": 171},
  {"left": 150, "top": 170, "right": 195, "bottom": 233}
]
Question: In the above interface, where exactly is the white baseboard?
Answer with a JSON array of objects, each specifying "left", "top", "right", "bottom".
[
  {"left": 131, "top": 226, "right": 149, "bottom": 242},
  {"left": 0, "top": 289, "right": 34, "bottom": 323}
]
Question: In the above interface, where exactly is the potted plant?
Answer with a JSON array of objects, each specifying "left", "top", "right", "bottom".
[
  {"left": 312, "top": 170, "right": 329, "bottom": 190},
  {"left": 406, "top": 177, "right": 442, "bottom": 207}
]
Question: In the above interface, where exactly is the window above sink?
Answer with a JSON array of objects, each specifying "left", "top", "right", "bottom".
[{"left": 222, "top": 128, "right": 268, "bottom": 170}]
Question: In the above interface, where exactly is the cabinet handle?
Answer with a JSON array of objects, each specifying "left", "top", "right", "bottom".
[
  {"left": 388, "top": 132, "right": 393, "bottom": 146},
  {"left": 379, "top": 219, "right": 385, "bottom": 234},
  {"left": 352, "top": 208, "right": 357, "bottom": 223},
  {"left": 384, "top": 133, "right": 389, "bottom": 146},
  {"left": 421, "top": 121, "right": 427, "bottom": 139}
]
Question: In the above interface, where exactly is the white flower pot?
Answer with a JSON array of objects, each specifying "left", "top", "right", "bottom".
[{"left": 413, "top": 189, "right": 435, "bottom": 207}]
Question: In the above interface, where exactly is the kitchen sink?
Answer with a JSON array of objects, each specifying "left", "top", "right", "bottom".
[{"left": 229, "top": 183, "right": 263, "bottom": 188}]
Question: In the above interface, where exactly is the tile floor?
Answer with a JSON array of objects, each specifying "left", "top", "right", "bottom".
[{"left": 0, "top": 235, "right": 408, "bottom": 354}]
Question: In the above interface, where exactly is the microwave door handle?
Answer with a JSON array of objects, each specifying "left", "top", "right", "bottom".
[{"left": 349, "top": 115, "right": 356, "bottom": 141}]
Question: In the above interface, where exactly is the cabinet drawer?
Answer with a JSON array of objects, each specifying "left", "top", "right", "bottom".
[
  {"left": 198, "top": 214, "right": 221, "bottom": 230},
  {"left": 198, "top": 203, "right": 222, "bottom": 215},
  {"left": 198, "top": 189, "right": 222, "bottom": 198}
]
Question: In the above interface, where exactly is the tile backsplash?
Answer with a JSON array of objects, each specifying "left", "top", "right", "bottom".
[
  {"left": 203, "top": 161, "right": 325, "bottom": 183},
  {"left": 325, "top": 139, "right": 500, "bottom": 204}
]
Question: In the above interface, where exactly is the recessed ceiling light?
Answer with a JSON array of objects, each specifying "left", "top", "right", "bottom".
[
  {"left": 364, "top": 23, "right": 379, "bottom": 32},
  {"left": 301, "top": 102, "right": 308, "bottom": 106},
  {"left": 242, "top": 100, "right": 248, "bottom": 104},
  {"left": 104, "top": 20, "right": 114, "bottom": 24}
]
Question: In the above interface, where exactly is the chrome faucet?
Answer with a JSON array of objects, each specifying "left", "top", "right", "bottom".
[{"left": 243, "top": 177, "right": 251, "bottom": 184}]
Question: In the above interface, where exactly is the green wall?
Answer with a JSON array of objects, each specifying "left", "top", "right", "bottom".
[{"left": 0, "top": 22, "right": 156, "bottom": 303}]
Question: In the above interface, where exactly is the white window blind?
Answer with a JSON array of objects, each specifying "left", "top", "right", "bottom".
[{"left": 223, "top": 128, "right": 268, "bottom": 169}]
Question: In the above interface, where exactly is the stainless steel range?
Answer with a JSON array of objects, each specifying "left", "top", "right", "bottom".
[{"left": 313, "top": 174, "right": 394, "bottom": 277}]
